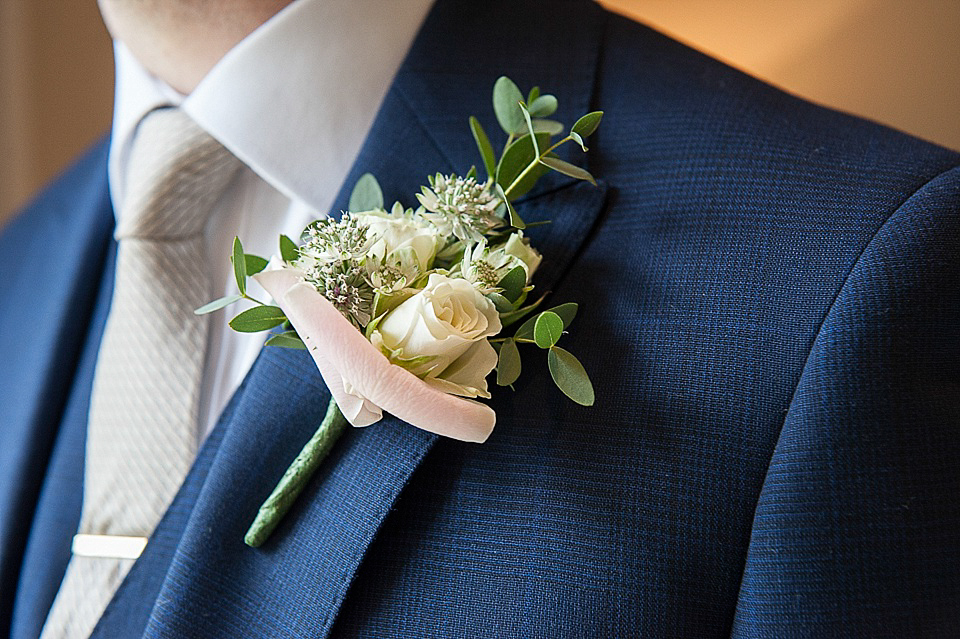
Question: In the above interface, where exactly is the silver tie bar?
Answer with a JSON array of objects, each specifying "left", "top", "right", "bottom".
[{"left": 71, "top": 534, "right": 147, "bottom": 559}]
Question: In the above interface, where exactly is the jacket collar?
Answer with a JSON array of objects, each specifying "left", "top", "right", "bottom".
[{"left": 95, "top": 1, "right": 609, "bottom": 635}]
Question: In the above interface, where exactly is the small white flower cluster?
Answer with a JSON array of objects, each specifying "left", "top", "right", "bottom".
[
  {"left": 296, "top": 216, "right": 377, "bottom": 327},
  {"left": 291, "top": 173, "right": 542, "bottom": 399},
  {"left": 457, "top": 234, "right": 542, "bottom": 293},
  {"left": 417, "top": 173, "right": 501, "bottom": 243}
]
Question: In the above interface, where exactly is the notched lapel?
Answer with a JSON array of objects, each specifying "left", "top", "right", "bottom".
[
  {"left": 515, "top": 178, "right": 609, "bottom": 295},
  {"left": 0, "top": 140, "right": 113, "bottom": 632},
  {"left": 139, "top": 345, "right": 443, "bottom": 639}
]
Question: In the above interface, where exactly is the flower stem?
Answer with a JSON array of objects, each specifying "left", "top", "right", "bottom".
[{"left": 244, "top": 396, "right": 348, "bottom": 547}]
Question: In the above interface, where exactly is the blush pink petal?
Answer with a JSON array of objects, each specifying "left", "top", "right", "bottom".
[{"left": 256, "top": 267, "right": 497, "bottom": 443}]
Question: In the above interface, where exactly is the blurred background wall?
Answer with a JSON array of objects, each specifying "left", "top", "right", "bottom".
[
  {"left": 2, "top": 0, "right": 959, "bottom": 226},
  {"left": 1, "top": 0, "right": 114, "bottom": 225}
]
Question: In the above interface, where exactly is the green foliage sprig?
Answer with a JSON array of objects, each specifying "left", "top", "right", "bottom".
[{"left": 471, "top": 75, "right": 602, "bottom": 405}]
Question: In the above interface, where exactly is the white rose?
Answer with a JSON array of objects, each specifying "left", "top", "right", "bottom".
[
  {"left": 355, "top": 210, "right": 439, "bottom": 273},
  {"left": 372, "top": 273, "right": 502, "bottom": 398},
  {"left": 503, "top": 232, "right": 542, "bottom": 282}
]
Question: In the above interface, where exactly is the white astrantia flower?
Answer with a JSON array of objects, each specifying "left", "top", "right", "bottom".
[
  {"left": 370, "top": 273, "right": 502, "bottom": 398},
  {"left": 417, "top": 173, "right": 502, "bottom": 243},
  {"left": 457, "top": 239, "right": 525, "bottom": 293},
  {"left": 298, "top": 215, "right": 376, "bottom": 268},
  {"left": 318, "top": 266, "right": 375, "bottom": 328},
  {"left": 364, "top": 250, "right": 419, "bottom": 296},
  {"left": 295, "top": 215, "right": 378, "bottom": 328}
]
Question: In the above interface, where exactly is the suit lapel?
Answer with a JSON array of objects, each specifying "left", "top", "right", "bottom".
[
  {"left": 0, "top": 140, "right": 113, "bottom": 633},
  {"left": 96, "top": 1, "right": 609, "bottom": 636}
]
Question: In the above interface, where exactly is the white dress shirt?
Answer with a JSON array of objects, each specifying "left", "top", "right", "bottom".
[{"left": 108, "top": 0, "right": 435, "bottom": 442}]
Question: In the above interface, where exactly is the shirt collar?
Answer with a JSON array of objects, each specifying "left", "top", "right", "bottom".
[{"left": 109, "top": 0, "right": 435, "bottom": 216}]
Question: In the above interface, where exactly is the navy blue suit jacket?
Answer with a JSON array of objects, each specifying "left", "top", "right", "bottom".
[{"left": 2, "top": 1, "right": 959, "bottom": 636}]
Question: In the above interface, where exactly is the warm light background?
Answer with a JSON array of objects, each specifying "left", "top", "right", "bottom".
[{"left": 2, "top": 0, "right": 959, "bottom": 226}]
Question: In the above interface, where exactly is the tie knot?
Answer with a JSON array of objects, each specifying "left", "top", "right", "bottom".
[{"left": 116, "top": 108, "right": 241, "bottom": 240}]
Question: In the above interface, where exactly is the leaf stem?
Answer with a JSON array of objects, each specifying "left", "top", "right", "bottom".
[
  {"left": 242, "top": 293, "right": 268, "bottom": 306},
  {"left": 502, "top": 136, "right": 571, "bottom": 200},
  {"left": 244, "top": 397, "right": 348, "bottom": 547},
  {"left": 490, "top": 337, "right": 538, "bottom": 345},
  {"left": 502, "top": 133, "right": 516, "bottom": 157}
]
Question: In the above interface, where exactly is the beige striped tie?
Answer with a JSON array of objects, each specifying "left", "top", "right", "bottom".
[{"left": 41, "top": 108, "right": 241, "bottom": 639}]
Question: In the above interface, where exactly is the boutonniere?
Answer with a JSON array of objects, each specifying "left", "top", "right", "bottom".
[{"left": 197, "top": 76, "right": 603, "bottom": 547}]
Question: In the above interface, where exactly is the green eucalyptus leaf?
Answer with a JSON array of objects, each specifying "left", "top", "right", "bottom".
[
  {"left": 532, "top": 119, "right": 564, "bottom": 136},
  {"left": 572, "top": 111, "right": 603, "bottom": 138},
  {"left": 194, "top": 294, "right": 243, "bottom": 315},
  {"left": 519, "top": 103, "right": 539, "bottom": 156},
  {"left": 513, "top": 302, "right": 577, "bottom": 337},
  {"left": 539, "top": 156, "right": 597, "bottom": 186},
  {"left": 529, "top": 94, "right": 558, "bottom": 118},
  {"left": 232, "top": 237, "right": 246, "bottom": 295},
  {"left": 469, "top": 116, "right": 496, "bottom": 180},
  {"left": 494, "top": 183, "right": 525, "bottom": 229},
  {"left": 550, "top": 302, "right": 579, "bottom": 328},
  {"left": 534, "top": 311, "right": 564, "bottom": 348},
  {"left": 570, "top": 131, "right": 588, "bottom": 152},
  {"left": 498, "top": 292, "right": 546, "bottom": 328},
  {"left": 498, "top": 265, "right": 527, "bottom": 303},
  {"left": 493, "top": 76, "right": 526, "bottom": 135},
  {"left": 265, "top": 330, "right": 307, "bottom": 350},
  {"left": 514, "top": 312, "right": 539, "bottom": 341},
  {"left": 526, "top": 85, "right": 540, "bottom": 106},
  {"left": 496, "top": 132, "right": 551, "bottom": 199},
  {"left": 279, "top": 234, "right": 299, "bottom": 263},
  {"left": 497, "top": 338, "right": 522, "bottom": 386},
  {"left": 244, "top": 254, "right": 268, "bottom": 275},
  {"left": 348, "top": 172, "right": 383, "bottom": 211},
  {"left": 486, "top": 292, "right": 515, "bottom": 313},
  {"left": 548, "top": 346, "right": 595, "bottom": 406},
  {"left": 229, "top": 305, "right": 287, "bottom": 333}
]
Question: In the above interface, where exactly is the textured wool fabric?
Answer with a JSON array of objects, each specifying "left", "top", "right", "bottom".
[
  {"left": 40, "top": 109, "right": 242, "bottom": 638},
  {"left": 1, "top": 0, "right": 959, "bottom": 637}
]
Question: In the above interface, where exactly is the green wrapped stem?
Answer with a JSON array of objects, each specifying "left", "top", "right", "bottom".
[{"left": 244, "top": 397, "right": 348, "bottom": 547}]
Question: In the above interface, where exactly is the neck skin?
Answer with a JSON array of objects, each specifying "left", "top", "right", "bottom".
[{"left": 98, "top": 0, "right": 294, "bottom": 94}]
